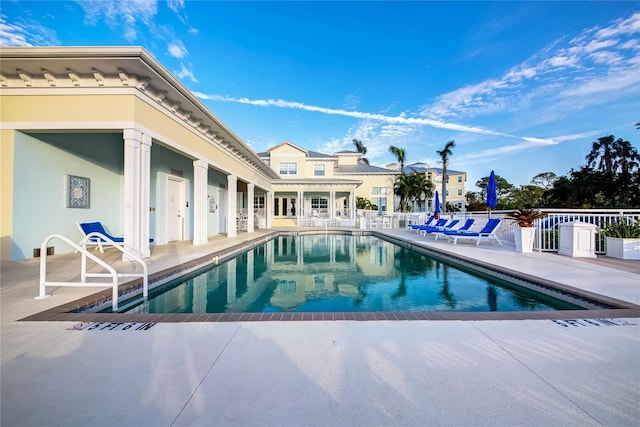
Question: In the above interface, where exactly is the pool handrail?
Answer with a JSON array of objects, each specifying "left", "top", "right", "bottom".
[{"left": 37, "top": 233, "right": 148, "bottom": 311}]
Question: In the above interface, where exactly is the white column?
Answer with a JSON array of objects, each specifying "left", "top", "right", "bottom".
[
  {"left": 123, "top": 129, "right": 142, "bottom": 259},
  {"left": 247, "top": 183, "right": 255, "bottom": 233},
  {"left": 266, "top": 191, "right": 273, "bottom": 228},
  {"left": 297, "top": 190, "right": 303, "bottom": 218},
  {"left": 193, "top": 159, "right": 208, "bottom": 245},
  {"left": 227, "top": 175, "right": 238, "bottom": 238},
  {"left": 330, "top": 191, "right": 335, "bottom": 219},
  {"left": 350, "top": 191, "right": 355, "bottom": 220},
  {"left": 140, "top": 134, "right": 152, "bottom": 257}
]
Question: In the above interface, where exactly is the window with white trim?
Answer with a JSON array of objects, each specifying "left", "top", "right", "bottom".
[
  {"left": 371, "top": 187, "right": 388, "bottom": 211},
  {"left": 279, "top": 162, "right": 297, "bottom": 175},
  {"left": 254, "top": 196, "right": 265, "bottom": 209},
  {"left": 311, "top": 197, "right": 328, "bottom": 212},
  {"left": 314, "top": 163, "right": 325, "bottom": 176}
]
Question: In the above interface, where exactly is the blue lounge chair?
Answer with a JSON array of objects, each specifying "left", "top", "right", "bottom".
[
  {"left": 419, "top": 219, "right": 460, "bottom": 236},
  {"left": 444, "top": 218, "right": 502, "bottom": 246},
  {"left": 413, "top": 218, "right": 447, "bottom": 233},
  {"left": 408, "top": 215, "right": 435, "bottom": 232},
  {"left": 433, "top": 218, "right": 475, "bottom": 240},
  {"left": 77, "top": 221, "right": 154, "bottom": 253}
]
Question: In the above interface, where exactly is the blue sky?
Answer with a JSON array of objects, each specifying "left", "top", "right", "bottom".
[{"left": 2, "top": 1, "right": 639, "bottom": 190}]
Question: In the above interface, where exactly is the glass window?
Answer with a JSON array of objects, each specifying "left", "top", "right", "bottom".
[
  {"left": 457, "top": 175, "right": 463, "bottom": 183},
  {"left": 457, "top": 189, "right": 462, "bottom": 196},
  {"left": 254, "top": 196, "right": 265, "bottom": 209},
  {"left": 371, "top": 187, "right": 387, "bottom": 196},
  {"left": 314, "top": 164, "right": 325, "bottom": 176},
  {"left": 371, "top": 187, "right": 387, "bottom": 211},
  {"left": 311, "top": 197, "right": 328, "bottom": 212},
  {"left": 279, "top": 162, "right": 297, "bottom": 175}
]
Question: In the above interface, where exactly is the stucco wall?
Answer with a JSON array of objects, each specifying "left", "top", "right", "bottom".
[{"left": 11, "top": 132, "right": 123, "bottom": 259}]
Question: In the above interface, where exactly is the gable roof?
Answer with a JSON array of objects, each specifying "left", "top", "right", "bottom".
[
  {"left": 258, "top": 143, "right": 335, "bottom": 160},
  {"left": 266, "top": 141, "right": 308, "bottom": 155}
]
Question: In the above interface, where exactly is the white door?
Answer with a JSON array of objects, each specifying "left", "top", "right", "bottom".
[{"left": 167, "top": 178, "right": 184, "bottom": 241}]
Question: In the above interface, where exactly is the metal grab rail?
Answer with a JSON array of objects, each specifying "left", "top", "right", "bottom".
[{"left": 37, "top": 233, "right": 148, "bottom": 311}]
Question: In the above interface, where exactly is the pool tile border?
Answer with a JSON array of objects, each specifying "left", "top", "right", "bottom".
[{"left": 20, "top": 308, "right": 640, "bottom": 323}]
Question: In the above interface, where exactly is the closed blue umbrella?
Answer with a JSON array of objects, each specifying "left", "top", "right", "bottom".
[
  {"left": 486, "top": 170, "right": 497, "bottom": 217},
  {"left": 434, "top": 191, "right": 441, "bottom": 216}
]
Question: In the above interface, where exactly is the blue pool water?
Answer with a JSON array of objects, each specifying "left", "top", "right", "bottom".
[{"left": 117, "top": 234, "right": 584, "bottom": 314}]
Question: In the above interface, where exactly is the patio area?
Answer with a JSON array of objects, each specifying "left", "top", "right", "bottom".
[{"left": 1, "top": 228, "right": 639, "bottom": 426}]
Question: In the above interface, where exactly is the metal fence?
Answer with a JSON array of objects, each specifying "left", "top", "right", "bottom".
[{"left": 530, "top": 209, "right": 640, "bottom": 253}]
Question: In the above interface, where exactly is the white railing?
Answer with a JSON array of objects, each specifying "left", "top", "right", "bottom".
[
  {"left": 531, "top": 209, "right": 640, "bottom": 253},
  {"left": 36, "top": 233, "right": 148, "bottom": 311},
  {"left": 464, "top": 208, "right": 640, "bottom": 253},
  {"left": 362, "top": 208, "right": 640, "bottom": 253}
]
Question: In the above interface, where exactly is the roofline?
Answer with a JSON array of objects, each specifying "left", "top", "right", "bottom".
[{"left": 0, "top": 46, "right": 280, "bottom": 180}]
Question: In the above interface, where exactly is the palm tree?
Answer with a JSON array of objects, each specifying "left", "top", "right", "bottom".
[
  {"left": 389, "top": 145, "right": 406, "bottom": 174},
  {"left": 408, "top": 172, "right": 434, "bottom": 212},
  {"left": 393, "top": 173, "right": 412, "bottom": 212},
  {"left": 352, "top": 139, "right": 369, "bottom": 165},
  {"left": 586, "top": 135, "right": 616, "bottom": 176},
  {"left": 586, "top": 135, "right": 640, "bottom": 176},
  {"left": 356, "top": 196, "right": 373, "bottom": 210},
  {"left": 436, "top": 140, "right": 455, "bottom": 213}
]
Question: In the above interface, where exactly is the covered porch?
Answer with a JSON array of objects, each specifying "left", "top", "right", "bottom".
[{"left": 269, "top": 180, "right": 360, "bottom": 228}]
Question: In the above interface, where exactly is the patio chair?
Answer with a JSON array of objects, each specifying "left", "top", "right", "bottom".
[
  {"left": 77, "top": 221, "right": 154, "bottom": 253},
  {"left": 419, "top": 219, "right": 460, "bottom": 236},
  {"left": 433, "top": 218, "right": 475, "bottom": 240},
  {"left": 444, "top": 218, "right": 502, "bottom": 246},
  {"left": 412, "top": 218, "right": 446, "bottom": 233},
  {"left": 77, "top": 221, "right": 123, "bottom": 253},
  {"left": 408, "top": 215, "right": 435, "bottom": 232}
]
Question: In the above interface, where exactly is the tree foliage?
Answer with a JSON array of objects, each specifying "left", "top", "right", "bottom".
[
  {"left": 465, "top": 134, "right": 639, "bottom": 210},
  {"left": 436, "top": 140, "right": 455, "bottom": 212},
  {"left": 352, "top": 139, "right": 369, "bottom": 165}
]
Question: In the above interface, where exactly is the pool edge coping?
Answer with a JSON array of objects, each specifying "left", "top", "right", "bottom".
[{"left": 19, "top": 229, "right": 640, "bottom": 323}]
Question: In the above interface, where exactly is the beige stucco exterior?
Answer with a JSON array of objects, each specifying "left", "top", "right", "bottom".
[
  {"left": 260, "top": 142, "right": 397, "bottom": 226},
  {"left": 0, "top": 46, "right": 468, "bottom": 260},
  {"left": 0, "top": 46, "right": 278, "bottom": 261}
]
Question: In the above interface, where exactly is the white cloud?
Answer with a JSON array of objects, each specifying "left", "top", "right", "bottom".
[
  {"left": 584, "top": 38, "right": 619, "bottom": 53},
  {"left": 560, "top": 65, "right": 639, "bottom": 98},
  {"left": 174, "top": 63, "right": 198, "bottom": 83},
  {"left": 547, "top": 55, "right": 579, "bottom": 68},
  {"left": 76, "top": 0, "right": 158, "bottom": 41},
  {"left": 0, "top": 15, "right": 59, "bottom": 46},
  {"left": 548, "top": 130, "right": 600, "bottom": 143},
  {"left": 168, "top": 40, "right": 188, "bottom": 58},
  {"left": 194, "top": 92, "right": 517, "bottom": 139},
  {"left": 422, "top": 11, "right": 640, "bottom": 122},
  {"left": 167, "top": 0, "right": 185, "bottom": 13}
]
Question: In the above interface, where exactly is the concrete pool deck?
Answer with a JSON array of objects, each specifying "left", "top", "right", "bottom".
[{"left": 1, "top": 228, "right": 639, "bottom": 426}]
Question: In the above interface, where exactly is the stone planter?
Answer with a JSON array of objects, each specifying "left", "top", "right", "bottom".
[
  {"left": 605, "top": 237, "right": 640, "bottom": 260},
  {"left": 514, "top": 227, "right": 535, "bottom": 253}
]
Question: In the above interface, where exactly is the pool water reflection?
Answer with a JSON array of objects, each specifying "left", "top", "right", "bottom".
[{"left": 120, "top": 234, "right": 582, "bottom": 314}]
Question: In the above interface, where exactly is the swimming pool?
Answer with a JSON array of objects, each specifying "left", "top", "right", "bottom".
[{"left": 110, "top": 234, "right": 591, "bottom": 314}]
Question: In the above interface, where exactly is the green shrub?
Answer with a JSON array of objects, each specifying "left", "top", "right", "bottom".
[{"left": 601, "top": 218, "right": 640, "bottom": 239}]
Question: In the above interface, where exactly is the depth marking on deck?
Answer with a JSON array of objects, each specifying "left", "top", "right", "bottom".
[
  {"left": 66, "top": 322, "right": 157, "bottom": 331},
  {"left": 551, "top": 318, "right": 636, "bottom": 328}
]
